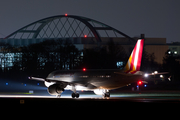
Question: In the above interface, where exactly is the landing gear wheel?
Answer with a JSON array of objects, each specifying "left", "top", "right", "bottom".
[
  {"left": 72, "top": 93, "right": 76, "bottom": 98},
  {"left": 71, "top": 93, "right": 80, "bottom": 98},
  {"left": 76, "top": 93, "right": 79, "bottom": 98},
  {"left": 103, "top": 92, "right": 110, "bottom": 98}
]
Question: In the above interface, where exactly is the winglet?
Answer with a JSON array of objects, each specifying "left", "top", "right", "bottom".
[{"left": 124, "top": 39, "right": 144, "bottom": 74}]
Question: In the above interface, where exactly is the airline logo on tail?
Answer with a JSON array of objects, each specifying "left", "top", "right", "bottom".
[{"left": 124, "top": 39, "right": 144, "bottom": 74}]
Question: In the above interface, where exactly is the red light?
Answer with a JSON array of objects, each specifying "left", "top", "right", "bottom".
[
  {"left": 65, "top": 14, "right": 68, "bottom": 16},
  {"left": 83, "top": 68, "right": 86, "bottom": 71},
  {"left": 84, "top": 35, "right": 87, "bottom": 38},
  {"left": 138, "top": 81, "right": 142, "bottom": 85}
]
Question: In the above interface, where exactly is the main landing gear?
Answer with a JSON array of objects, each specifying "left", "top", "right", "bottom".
[
  {"left": 71, "top": 92, "right": 79, "bottom": 98},
  {"left": 71, "top": 85, "right": 80, "bottom": 98},
  {"left": 103, "top": 92, "right": 110, "bottom": 98}
]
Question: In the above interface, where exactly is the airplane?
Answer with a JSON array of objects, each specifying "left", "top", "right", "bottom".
[{"left": 30, "top": 39, "right": 146, "bottom": 98}]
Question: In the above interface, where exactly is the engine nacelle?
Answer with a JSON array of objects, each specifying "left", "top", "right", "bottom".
[
  {"left": 47, "top": 84, "right": 64, "bottom": 95},
  {"left": 94, "top": 89, "right": 106, "bottom": 95}
]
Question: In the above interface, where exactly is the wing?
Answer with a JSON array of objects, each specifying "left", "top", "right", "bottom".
[
  {"left": 29, "top": 76, "right": 97, "bottom": 90},
  {"left": 148, "top": 72, "right": 169, "bottom": 75},
  {"left": 29, "top": 76, "right": 45, "bottom": 81}
]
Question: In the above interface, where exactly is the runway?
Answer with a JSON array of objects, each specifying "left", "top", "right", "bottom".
[
  {"left": 0, "top": 91, "right": 180, "bottom": 106},
  {"left": 1, "top": 92, "right": 180, "bottom": 99}
]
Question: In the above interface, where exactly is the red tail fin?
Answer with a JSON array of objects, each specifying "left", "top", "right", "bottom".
[{"left": 124, "top": 39, "right": 144, "bottom": 73}]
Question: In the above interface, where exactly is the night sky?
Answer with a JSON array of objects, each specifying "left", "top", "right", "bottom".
[{"left": 0, "top": 0, "right": 179, "bottom": 43}]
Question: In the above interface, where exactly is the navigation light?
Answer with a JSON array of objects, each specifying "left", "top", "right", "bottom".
[
  {"left": 83, "top": 68, "right": 86, "bottom": 71},
  {"left": 138, "top": 81, "right": 142, "bottom": 85}
]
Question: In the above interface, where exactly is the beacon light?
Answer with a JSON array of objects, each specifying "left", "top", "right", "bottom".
[
  {"left": 83, "top": 68, "right": 86, "bottom": 71},
  {"left": 138, "top": 81, "right": 142, "bottom": 85}
]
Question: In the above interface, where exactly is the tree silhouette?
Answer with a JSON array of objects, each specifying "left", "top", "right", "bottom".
[
  {"left": 82, "top": 40, "right": 127, "bottom": 69},
  {"left": 163, "top": 50, "right": 180, "bottom": 81},
  {"left": 20, "top": 39, "right": 81, "bottom": 74}
]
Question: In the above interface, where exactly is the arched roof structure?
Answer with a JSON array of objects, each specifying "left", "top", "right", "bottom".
[{"left": 5, "top": 15, "right": 134, "bottom": 43}]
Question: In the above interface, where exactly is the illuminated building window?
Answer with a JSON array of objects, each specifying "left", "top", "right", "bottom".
[
  {"left": 116, "top": 61, "right": 124, "bottom": 69},
  {"left": 0, "top": 52, "right": 22, "bottom": 71}
]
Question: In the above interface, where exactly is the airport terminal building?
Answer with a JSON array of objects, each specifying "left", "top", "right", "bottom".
[{"left": 0, "top": 15, "right": 177, "bottom": 71}]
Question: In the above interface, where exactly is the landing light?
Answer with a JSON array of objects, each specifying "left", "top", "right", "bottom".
[
  {"left": 144, "top": 73, "right": 148, "bottom": 77},
  {"left": 94, "top": 89, "right": 106, "bottom": 95},
  {"left": 84, "top": 35, "right": 87, "bottom": 38},
  {"left": 65, "top": 14, "right": 68, "bottom": 16},
  {"left": 44, "top": 81, "right": 55, "bottom": 87}
]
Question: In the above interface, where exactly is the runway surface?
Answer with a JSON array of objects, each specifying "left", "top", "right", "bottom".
[
  {"left": 1, "top": 92, "right": 180, "bottom": 99},
  {"left": 0, "top": 91, "right": 180, "bottom": 106}
]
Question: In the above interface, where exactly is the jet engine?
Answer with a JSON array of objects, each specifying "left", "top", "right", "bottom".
[
  {"left": 47, "top": 84, "right": 65, "bottom": 95},
  {"left": 94, "top": 89, "right": 110, "bottom": 97},
  {"left": 94, "top": 89, "right": 106, "bottom": 95}
]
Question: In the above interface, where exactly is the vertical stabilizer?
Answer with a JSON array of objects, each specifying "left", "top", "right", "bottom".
[{"left": 124, "top": 39, "right": 144, "bottom": 74}]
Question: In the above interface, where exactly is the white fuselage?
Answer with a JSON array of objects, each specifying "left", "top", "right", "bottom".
[{"left": 46, "top": 69, "right": 144, "bottom": 91}]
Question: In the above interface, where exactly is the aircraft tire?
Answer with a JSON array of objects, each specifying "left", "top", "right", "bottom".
[
  {"left": 76, "top": 93, "right": 79, "bottom": 98},
  {"left": 104, "top": 92, "right": 110, "bottom": 98},
  {"left": 72, "top": 93, "right": 76, "bottom": 98},
  {"left": 71, "top": 93, "right": 79, "bottom": 98}
]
